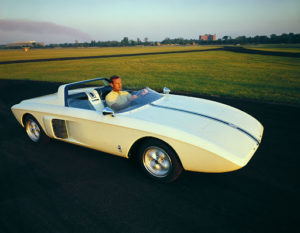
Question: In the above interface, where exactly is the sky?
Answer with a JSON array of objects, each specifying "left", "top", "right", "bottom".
[{"left": 0, "top": 0, "right": 299, "bottom": 44}]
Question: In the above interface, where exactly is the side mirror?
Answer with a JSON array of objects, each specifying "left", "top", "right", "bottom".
[
  {"left": 163, "top": 87, "right": 170, "bottom": 94},
  {"left": 102, "top": 107, "right": 115, "bottom": 117}
]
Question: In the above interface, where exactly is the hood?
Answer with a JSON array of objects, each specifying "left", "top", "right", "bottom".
[{"left": 126, "top": 94, "right": 263, "bottom": 144}]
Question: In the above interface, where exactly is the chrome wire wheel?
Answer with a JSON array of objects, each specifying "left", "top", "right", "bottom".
[
  {"left": 142, "top": 146, "right": 172, "bottom": 178},
  {"left": 25, "top": 119, "right": 41, "bottom": 142}
]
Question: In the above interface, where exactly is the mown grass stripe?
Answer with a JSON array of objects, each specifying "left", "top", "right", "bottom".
[{"left": 0, "top": 48, "right": 222, "bottom": 65}]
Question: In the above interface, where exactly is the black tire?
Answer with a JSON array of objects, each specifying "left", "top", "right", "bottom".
[
  {"left": 24, "top": 115, "right": 49, "bottom": 144},
  {"left": 138, "top": 139, "right": 183, "bottom": 182}
]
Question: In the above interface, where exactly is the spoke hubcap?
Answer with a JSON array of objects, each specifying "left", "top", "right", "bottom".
[
  {"left": 143, "top": 147, "right": 172, "bottom": 177},
  {"left": 25, "top": 119, "right": 41, "bottom": 142}
]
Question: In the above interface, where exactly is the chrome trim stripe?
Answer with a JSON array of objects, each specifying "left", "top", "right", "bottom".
[{"left": 150, "top": 103, "right": 260, "bottom": 144}]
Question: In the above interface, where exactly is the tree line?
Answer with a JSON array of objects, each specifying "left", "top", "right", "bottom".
[
  {"left": 1, "top": 33, "right": 299, "bottom": 49},
  {"left": 46, "top": 37, "right": 153, "bottom": 48},
  {"left": 161, "top": 33, "right": 300, "bottom": 45}
]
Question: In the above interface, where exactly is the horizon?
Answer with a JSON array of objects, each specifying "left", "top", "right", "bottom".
[
  {"left": 2, "top": 32, "right": 299, "bottom": 46},
  {"left": 1, "top": 0, "right": 300, "bottom": 44}
]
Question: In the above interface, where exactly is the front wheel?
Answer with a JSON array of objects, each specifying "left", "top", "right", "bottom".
[
  {"left": 138, "top": 139, "right": 183, "bottom": 182},
  {"left": 24, "top": 115, "right": 49, "bottom": 144}
]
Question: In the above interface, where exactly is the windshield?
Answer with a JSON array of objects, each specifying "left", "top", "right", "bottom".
[{"left": 115, "top": 87, "right": 163, "bottom": 113}]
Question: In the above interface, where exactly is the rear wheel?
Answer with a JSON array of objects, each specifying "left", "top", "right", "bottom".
[
  {"left": 24, "top": 115, "right": 49, "bottom": 144},
  {"left": 138, "top": 139, "right": 183, "bottom": 182}
]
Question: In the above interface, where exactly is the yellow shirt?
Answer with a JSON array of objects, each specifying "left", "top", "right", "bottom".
[{"left": 105, "top": 90, "right": 131, "bottom": 108}]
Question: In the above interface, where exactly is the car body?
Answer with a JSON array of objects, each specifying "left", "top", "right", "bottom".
[{"left": 11, "top": 78, "right": 264, "bottom": 182}]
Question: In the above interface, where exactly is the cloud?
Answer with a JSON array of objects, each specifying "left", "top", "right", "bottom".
[{"left": 0, "top": 19, "right": 92, "bottom": 44}]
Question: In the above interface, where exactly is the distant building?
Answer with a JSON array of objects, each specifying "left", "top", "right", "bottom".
[
  {"left": 6, "top": 41, "right": 45, "bottom": 48},
  {"left": 199, "top": 34, "right": 216, "bottom": 41}
]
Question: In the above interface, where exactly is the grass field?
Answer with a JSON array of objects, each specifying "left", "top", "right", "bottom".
[
  {"left": 245, "top": 44, "right": 300, "bottom": 53},
  {"left": 0, "top": 45, "right": 218, "bottom": 62},
  {"left": 0, "top": 46, "right": 299, "bottom": 105}
]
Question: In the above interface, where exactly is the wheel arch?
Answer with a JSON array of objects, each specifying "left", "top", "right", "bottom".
[
  {"left": 22, "top": 113, "right": 36, "bottom": 127},
  {"left": 21, "top": 112, "right": 50, "bottom": 143},
  {"left": 21, "top": 113, "right": 46, "bottom": 133},
  {"left": 21, "top": 113, "right": 57, "bottom": 139},
  {"left": 128, "top": 136, "right": 182, "bottom": 166}
]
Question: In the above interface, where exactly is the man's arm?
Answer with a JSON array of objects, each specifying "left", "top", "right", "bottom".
[
  {"left": 108, "top": 93, "right": 137, "bottom": 111},
  {"left": 110, "top": 101, "right": 131, "bottom": 111}
]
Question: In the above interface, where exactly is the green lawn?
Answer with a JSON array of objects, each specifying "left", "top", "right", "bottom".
[
  {"left": 245, "top": 44, "right": 300, "bottom": 53},
  {"left": 0, "top": 47, "right": 299, "bottom": 105},
  {"left": 0, "top": 45, "right": 218, "bottom": 62}
]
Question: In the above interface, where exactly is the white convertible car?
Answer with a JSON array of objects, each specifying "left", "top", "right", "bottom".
[{"left": 11, "top": 78, "right": 264, "bottom": 182}]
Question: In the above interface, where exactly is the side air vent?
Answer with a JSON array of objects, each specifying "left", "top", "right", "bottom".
[{"left": 52, "top": 119, "right": 68, "bottom": 139}]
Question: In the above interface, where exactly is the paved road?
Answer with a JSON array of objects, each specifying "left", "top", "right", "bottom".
[{"left": 0, "top": 80, "right": 299, "bottom": 233}]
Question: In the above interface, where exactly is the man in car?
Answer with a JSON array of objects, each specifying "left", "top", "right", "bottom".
[{"left": 105, "top": 75, "right": 147, "bottom": 111}]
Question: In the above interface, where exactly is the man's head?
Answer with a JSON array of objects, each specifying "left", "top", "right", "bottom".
[{"left": 110, "top": 75, "right": 122, "bottom": 93}]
